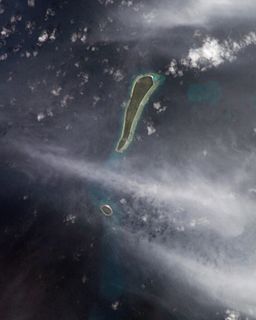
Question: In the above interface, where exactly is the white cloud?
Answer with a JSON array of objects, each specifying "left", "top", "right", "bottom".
[
  {"left": 13, "top": 142, "right": 256, "bottom": 317},
  {"left": 18, "top": 144, "right": 256, "bottom": 238},
  {"left": 166, "top": 32, "right": 256, "bottom": 74},
  {"left": 135, "top": 239, "right": 256, "bottom": 317},
  {"left": 27, "top": 0, "right": 35, "bottom": 7},
  {"left": 183, "top": 32, "right": 256, "bottom": 70},
  {"left": 133, "top": 0, "right": 256, "bottom": 29}
]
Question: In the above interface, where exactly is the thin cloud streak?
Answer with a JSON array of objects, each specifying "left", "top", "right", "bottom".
[
  {"left": 123, "top": 0, "right": 256, "bottom": 29},
  {"left": 20, "top": 144, "right": 256, "bottom": 238},
  {"left": 134, "top": 238, "right": 256, "bottom": 317},
  {"left": 16, "top": 143, "right": 256, "bottom": 317}
]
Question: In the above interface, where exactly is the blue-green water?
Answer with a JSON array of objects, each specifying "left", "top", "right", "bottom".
[
  {"left": 188, "top": 81, "right": 222, "bottom": 106},
  {"left": 88, "top": 73, "right": 164, "bottom": 319}
]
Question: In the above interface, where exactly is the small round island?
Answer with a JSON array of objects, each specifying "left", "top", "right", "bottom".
[{"left": 100, "top": 204, "right": 113, "bottom": 217}]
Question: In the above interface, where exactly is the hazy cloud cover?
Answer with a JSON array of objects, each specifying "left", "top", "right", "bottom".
[
  {"left": 17, "top": 142, "right": 256, "bottom": 238},
  {"left": 120, "top": 0, "right": 256, "bottom": 29},
  {"left": 2, "top": 1, "right": 256, "bottom": 318},
  {"left": 131, "top": 238, "right": 256, "bottom": 318},
  {"left": 21, "top": 142, "right": 256, "bottom": 317},
  {"left": 112, "top": 0, "right": 256, "bottom": 76}
]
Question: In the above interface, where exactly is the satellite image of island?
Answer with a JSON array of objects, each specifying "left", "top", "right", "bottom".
[
  {"left": 116, "top": 73, "right": 164, "bottom": 152},
  {"left": 1, "top": 1, "right": 256, "bottom": 320}
]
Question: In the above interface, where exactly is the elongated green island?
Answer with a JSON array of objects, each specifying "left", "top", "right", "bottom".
[{"left": 116, "top": 73, "right": 164, "bottom": 153}]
